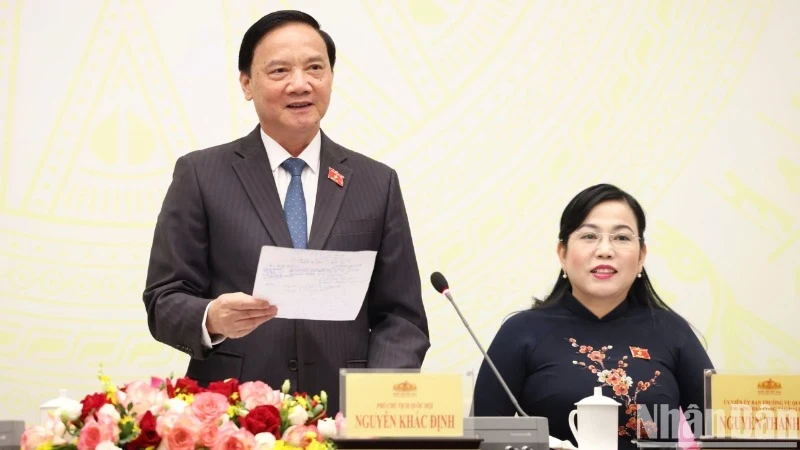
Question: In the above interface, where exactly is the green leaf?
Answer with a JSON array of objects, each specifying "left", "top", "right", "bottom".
[
  {"left": 119, "top": 420, "right": 135, "bottom": 437},
  {"left": 52, "top": 444, "right": 78, "bottom": 450},
  {"left": 118, "top": 433, "right": 137, "bottom": 445}
]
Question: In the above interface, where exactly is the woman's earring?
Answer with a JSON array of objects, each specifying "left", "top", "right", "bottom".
[
  {"left": 562, "top": 271, "right": 568, "bottom": 279},
  {"left": 637, "top": 272, "right": 642, "bottom": 278}
]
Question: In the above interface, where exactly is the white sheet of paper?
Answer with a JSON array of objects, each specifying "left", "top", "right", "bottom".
[{"left": 252, "top": 246, "right": 377, "bottom": 321}]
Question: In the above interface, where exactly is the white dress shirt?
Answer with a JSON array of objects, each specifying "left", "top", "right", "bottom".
[
  {"left": 201, "top": 129, "right": 323, "bottom": 347},
  {"left": 261, "top": 127, "right": 320, "bottom": 235}
]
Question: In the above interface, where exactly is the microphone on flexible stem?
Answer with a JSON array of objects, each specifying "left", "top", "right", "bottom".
[{"left": 430, "top": 271, "right": 529, "bottom": 418}]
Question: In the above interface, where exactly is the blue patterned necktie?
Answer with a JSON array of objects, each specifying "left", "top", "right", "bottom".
[{"left": 281, "top": 158, "right": 308, "bottom": 249}]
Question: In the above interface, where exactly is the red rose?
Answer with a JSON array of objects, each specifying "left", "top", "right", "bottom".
[
  {"left": 79, "top": 392, "right": 109, "bottom": 422},
  {"left": 241, "top": 405, "right": 281, "bottom": 438},
  {"left": 165, "top": 378, "right": 176, "bottom": 398},
  {"left": 174, "top": 377, "right": 202, "bottom": 395},
  {"left": 126, "top": 411, "right": 161, "bottom": 450},
  {"left": 208, "top": 379, "right": 239, "bottom": 404}
]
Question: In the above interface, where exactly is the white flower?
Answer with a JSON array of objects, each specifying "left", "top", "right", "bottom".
[
  {"left": 255, "top": 432, "right": 277, "bottom": 450},
  {"left": 597, "top": 370, "right": 611, "bottom": 383},
  {"left": 288, "top": 404, "right": 309, "bottom": 426},
  {"left": 282, "top": 380, "right": 291, "bottom": 394},
  {"left": 317, "top": 417, "right": 337, "bottom": 439},
  {"left": 96, "top": 441, "right": 123, "bottom": 450},
  {"left": 52, "top": 421, "right": 66, "bottom": 438},
  {"left": 45, "top": 418, "right": 67, "bottom": 444},
  {"left": 56, "top": 399, "right": 82, "bottom": 422},
  {"left": 97, "top": 403, "right": 121, "bottom": 422},
  {"left": 164, "top": 398, "right": 188, "bottom": 414}
]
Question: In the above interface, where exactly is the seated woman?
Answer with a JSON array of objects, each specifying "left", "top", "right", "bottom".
[{"left": 472, "top": 183, "right": 713, "bottom": 450}]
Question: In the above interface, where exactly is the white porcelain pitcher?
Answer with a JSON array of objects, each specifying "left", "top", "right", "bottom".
[{"left": 568, "top": 386, "right": 620, "bottom": 450}]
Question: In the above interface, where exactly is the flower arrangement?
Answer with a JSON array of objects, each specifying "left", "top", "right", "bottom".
[{"left": 22, "top": 372, "right": 346, "bottom": 450}]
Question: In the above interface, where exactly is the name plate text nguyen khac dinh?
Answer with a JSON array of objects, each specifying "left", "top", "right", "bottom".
[
  {"left": 707, "top": 372, "right": 800, "bottom": 439},
  {"left": 342, "top": 372, "right": 464, "bottom": 437}
]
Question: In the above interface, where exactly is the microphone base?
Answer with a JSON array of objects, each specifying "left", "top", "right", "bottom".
[{"left": 464, "top": 417, "right": 550, "bottom": 450}]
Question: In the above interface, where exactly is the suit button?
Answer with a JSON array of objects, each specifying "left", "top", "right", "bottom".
[{"left": 288, "top": 359, "right": 298, "bottom": 371}]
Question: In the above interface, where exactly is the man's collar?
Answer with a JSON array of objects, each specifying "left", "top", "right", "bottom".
[{"left": 260, "top": 128, "right": 321, "bottom": 174}]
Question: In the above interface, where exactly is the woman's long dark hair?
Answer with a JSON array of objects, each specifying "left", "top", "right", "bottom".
[{"left": 534, "top": 183, "right": 673, "bottom": 312}]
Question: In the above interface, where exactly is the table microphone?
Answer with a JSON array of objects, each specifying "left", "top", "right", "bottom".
[{"left": 430, "top": 271, "right": 528, "bottom": 418}]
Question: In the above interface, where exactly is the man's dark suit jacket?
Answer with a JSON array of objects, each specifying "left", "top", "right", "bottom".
[{"left": 143, "top": 125, "right": 430, "bottom": 414}]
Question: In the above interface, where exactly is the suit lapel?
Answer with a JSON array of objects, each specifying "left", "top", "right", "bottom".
[
  {"left": 308, "top": 133, "right": 352, "bottom": 250},
  {"left": 232, "top": 126, "right": 294, "bottom": 248}
]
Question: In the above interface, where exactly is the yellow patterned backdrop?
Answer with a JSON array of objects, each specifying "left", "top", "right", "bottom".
[{"left": 1, "top": 0, "right": 799, "bottom": 423}]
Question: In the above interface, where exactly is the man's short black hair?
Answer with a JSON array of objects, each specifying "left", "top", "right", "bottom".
[{"left": 238, "top": 10, "right": 336, "bottom": 76}]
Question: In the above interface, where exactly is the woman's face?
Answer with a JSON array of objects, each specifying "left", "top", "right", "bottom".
[{"left": 558, "top": 200, "right": 647, "bottom": 306}]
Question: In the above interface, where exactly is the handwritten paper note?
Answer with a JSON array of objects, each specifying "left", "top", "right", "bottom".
[{"left": 252, "top": 246, "right": 377, "bottom": 320}]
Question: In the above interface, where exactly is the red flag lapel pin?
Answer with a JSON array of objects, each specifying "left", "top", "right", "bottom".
[
  {"left": 328, "top": 167, "right": 344, "bottom": 187},
  {"left": 629, "top": 346, "right": 651, "bottom": 360}
]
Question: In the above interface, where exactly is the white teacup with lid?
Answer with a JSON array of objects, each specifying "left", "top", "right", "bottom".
[
  {"left": 568, "top": 386, "right": 620, "bottom": 450},
  {"left": 40, "top": 389, "right": 81, "bottom": 424}
]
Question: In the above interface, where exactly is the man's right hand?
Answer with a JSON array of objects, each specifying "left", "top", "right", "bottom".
[{"left": 206, "top": 292, "right": 278, "bottom": 339}]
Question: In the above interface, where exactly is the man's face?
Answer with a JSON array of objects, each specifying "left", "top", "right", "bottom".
[{"left": 240, "top": 23, "right": 333, "bottom": 143}]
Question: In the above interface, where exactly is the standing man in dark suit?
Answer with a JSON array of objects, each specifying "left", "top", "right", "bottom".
[{"left": 142, "top": 10, "right": 430, "bottom": 414}]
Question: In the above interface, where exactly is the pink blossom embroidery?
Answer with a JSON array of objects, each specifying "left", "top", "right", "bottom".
[{"left": 568, "top": 337, "right": 661, "bottom": 438}]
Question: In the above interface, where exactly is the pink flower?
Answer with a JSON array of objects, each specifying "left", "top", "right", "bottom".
[
  {"left": 156, "top": 409, "right": 183, "bottom": 437},
  {"left": 151, "top": 376, "right": 167, "bottom": 389},
  {"left": 282, "top": 425, "right": 323, "bottom": 447},
  {"left": 165, "top": 415, "right": 202, "bottom": 450},
  {"left": 93, "top": 413, "right": 119, "bottom": 442},
  {"left": 117, "top": 380, "right": 168, "bottom": 417},
  {"left": 239, "top": 381, "right": 283, "bottom": 410},
  {"left": 33, "top": 416, "right": 68, "bottom": 445},
  {"left": 588, "top": 351, "right": 605, "bottom": 362},
  {"left": 198, "top": 419, "right": 227, "bottom": 448},
  {"left": 606, "top": 370, "right": 623, "bottom": 386},
  {"left": 190, "top": 392, "right": 231, "bottom": 423},
  {"left": 20, "top": 425, "right": 53, "bottom": 450},
  {"left": 334, "top": 412, "right": 347, "bottom": 436},
  {"left": 78, "top": 417, "right": 108, "bottom": 450},
  {"left": 96, "top": 403, "right": 121, "bottom": 423},
  {"left": 613, "top": 384, "right": 630, "bottom": 396},
  {"left": 212, "top": 427, "right": 257, "bottom": 450}
]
